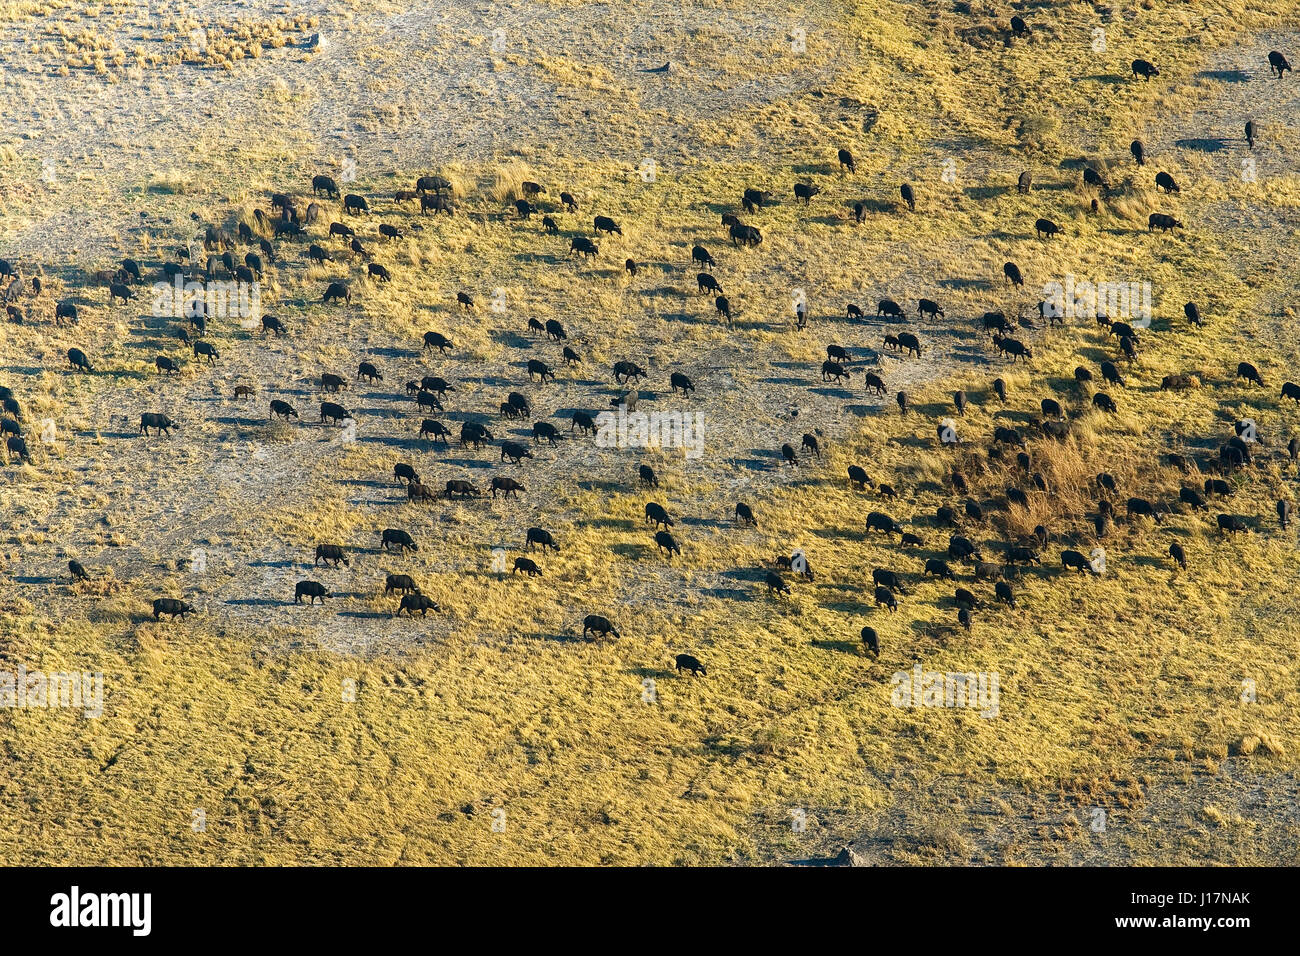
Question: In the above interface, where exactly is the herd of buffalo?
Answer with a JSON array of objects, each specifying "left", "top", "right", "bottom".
[{"left": 1, "top": 43, "right": 1294, "bottom": 672}]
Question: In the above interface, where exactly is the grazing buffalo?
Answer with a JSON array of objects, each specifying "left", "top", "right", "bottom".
[
  {"left": 153, "top": 598, "right": 195, "bottom": 621},
  {"left": 874, "top": 586, "right": 898, "bottom": 612},
  {"left": 838, "top": 148, "right": 856, "bottom": 173},
  {"left": 675, "top": 654, "right": 707, "bottom": 676},
  {"left": 398, "top": 593, "right": 441, "bottom": 616},
  {"left": 394, "top": 463, "right": 420, "bottom": 486},
  {"left": 1168, "top": 541, "right": 1187, "bottom": 569},
  {"left": 691, "top": 245, "right": 716, "bottom": 269},
  {"left": 491, "top": 477, "right": 525, "bottom": 498},
  {"left": 866, "top": 511, "right": 902, "bottom": 535},
  {"left": 697, "top": 272, "right": 723, "bottom": 295},
  {"left": 645, "top": 503, "right": 673, "bottom": 529},
  {"left": 416, "top": 175, "right": 452, "bottom": 195},
  {"left": 1035, "top": 218, "right": 1062, "bottom": 239},
  {"left": 532, "top": 422, "right": 559, "bottom": 445},
  {"left": 270, "top": 399, "right": 298, "bottom": 421},
  {"left": 1148, "top": 213, "right": 1183, "bottom": 232},
  {"left": 368, "top": 263, "right": 391, "bottom": 282},
  {"left": 949, "top": 535, "right": 981, "bottom": 562},
  {"left": 139, "top": 413, "right": 176, "bottom": 437},
  {"left": 294, "top": 581, "right": 329, "bottom": 605},
  {"left": 1017, "top": 171, "right": 1032, "bottom": 194},
  {"left": 742, "top": 188, "right": 771, "bottom": 212},
  {"left": 1237, "top": 362, "right": 1264, "bottom": 387},
  {"left": 730, "top": 223, "right": 762, "bottom": 247},
  {"left": 1006, "top": 547, "right": 1039, "bottom": 567},
  {"left": 995, "top": 581, "right": 1016, "bottom": 608},
  {"left": 918, "top": 298, "right": 944, "bottom": 319},
  {"left": 613, "top": 361, "right": 647, "bottom": 383},
  {"left": 1093, "top": 393, "right": 1117, "bottom": 414},
  {"left": 1131, "top": 140, "right": 1146, "bottom": 165},
  {"left": 423, "top": 421, "right": 454, "bottom": 444},
  {"left": 860, "top": 626, "right": 879, "bottom": 658},
  {"left": 357, "top": 361, "right": 383, "bottom": 383},
  {"left": 1010, "top": 15, "right": 1029, "bottom": 36},
  {"left": 1268, "top": 50, "right": 1292, "bottom": 77},
  {"left": 500, "top": 441, "right": 534, "bottom": 465},
  {"left": 1204, "top": 478, "right": 1232, "bottom": 498},
  {"left": 872, "top": 569, "right": 906, "bottom": 593},
  {"left": 877, "top": 298, "right": 905, "bottom": 319},
  {"left": 897, "top": 332, "right": 922, "bottom": 358},
  {"left": 320, "top": 402, "right": 351, "bottom": 425},
  {"left": 1155, "top": 171, "right": 1180, "bottom": 194},
  {"left": 638, "top": 464, "right": 658, "bottom": 488},
  {"left": 794, "top": 182, "right": 820, "bottom": 204},
  {"left": 262, "top": 315, "right": 286, "bottom": 335},
  {"left": 993, "top": 426, "right": 1024, "bottom": 447},
  {"left": 384, "top": 574, "right": 419, "bottom": 595},
  {"left": 1004, "top": 262, "right": 1023, "bottom": 286},
  {"left": 343, "top": 194, "right": 369, "bottom": 215},
  {"left": 322, "top": 281, "right": 351, "bottom": 304},
  {"left": 1126, "top": 497, "right": 1162, "bottom": 523},
  {"left": 801, "top": 433, "right": 821, "bottom": 458},
  {"left": 900, "top": 184, "right": 915, "bottom": 211},
  {"left": 67, "top": 348, "right": 93, "bottom": 372},
  {"left": 513, "top": 556, "right": 543, "bottom": 577},
  {"left": 654, "top": 530, "right": 681, "bottom": 558},
  {"left": 315, "top": 544, "right": 349, "bottom": 567},
  {"left": 423, "top": 331, "right": 453, "bottom": 353},
  {"left": 594, "top": 215, "right": 622, "bottom": 236},
  {"left": 1217, "top": 514, "right": 1248, "bottom": 534},
  {"left": 571, "top": 411, "right": 596, "bottom": 435},
  {"left": 379, "top": 528, "right": 417, "bottom": 552},
  {"left": 670, "top": 371, "right": 695, "bottom": 395},
  {"left": 1179, "top": 487, "right": 1207, "bottom": 510},
  {"left": 421, "top": 194, "right": 454, "bottom": 215},
  {"left": 1131, "top": 58, "right": 1159, "bottom": 80},
  {"left": 1083, "top": 167, "right": 1108, "bottom": 191},
  {"left": 735, "top": 502, "right": 757, "bottom": 526},
  {"left": 863, "top": 372, "right": 886, "bottom": 396},
  {"left": 1278, "top": 500, "right": 1293, "bottom": 529},
  {"left": 444, "top": 479, "right": 479, "bottom": 499},
  {"left": 526, "top": 528, "right": 559, "bottom": 552},
  {"left": 583, "top": 614, "right": 621, "bottom": 638}
]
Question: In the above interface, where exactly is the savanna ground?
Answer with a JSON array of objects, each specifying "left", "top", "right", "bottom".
[{"left": 0, "top": 0, "right": 1297, "bottom": 864}]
